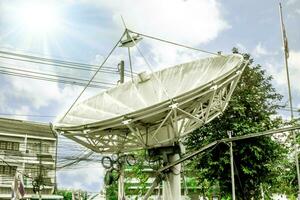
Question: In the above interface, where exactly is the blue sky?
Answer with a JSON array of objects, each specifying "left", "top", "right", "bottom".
[{"left": 0, "top": 0, "right": 299, "bottom": 193}]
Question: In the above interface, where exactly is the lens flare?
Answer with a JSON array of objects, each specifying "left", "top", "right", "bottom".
[{"left": 18, "top": 2, "right": 61, "bottom": 35}]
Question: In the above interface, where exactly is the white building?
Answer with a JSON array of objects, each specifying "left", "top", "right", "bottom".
[{"left": 0, "top": 117, "right": 62, "bottom": 199}]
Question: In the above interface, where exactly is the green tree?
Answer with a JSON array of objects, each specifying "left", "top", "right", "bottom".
[
  {"left": 56, "top": 189, "right": 72, "bottom": 200},
  {"left": 56, "top": 189, "right": 88, "bottom": 200},
  {"left": 106, "top": 182, "right": 118, "bottom": 200},
  {"left": 185, "top": 49, "right": 287, "bottom": 199}
]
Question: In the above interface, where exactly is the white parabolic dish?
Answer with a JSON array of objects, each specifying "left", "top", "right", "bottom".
[{"left": 55, "top": 54, "right": 246, "bottom": 153}]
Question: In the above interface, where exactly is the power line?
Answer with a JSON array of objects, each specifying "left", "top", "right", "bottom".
[
  {"left": 0, "top": 65, "right": 116, "bottom": 86},
  {"left": 0, "top": 55, "right": 118, "bottom": 74},
  {"left": 0, "top": 55, "right": 134, "bottom": 77},
  {"left": 0, "top": 113, "right": 55, "bottom": 118},
  {"left": 0, "top": 50, "right": 137, "bottom": 75},
  {"left": 0, "top": 50, "right": 138, "bottom": 87},
  {"left": 279, "top": 107, "right": 300, "bottom": 112},
  {"left": 0, "top": 69, "right": 110, "bottom": 88}
]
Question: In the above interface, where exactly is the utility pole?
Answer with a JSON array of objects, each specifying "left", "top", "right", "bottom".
[
  {"left": 118, "top": 61, "right": 125, "bottom": 200},
  {"left": 279, "top": 3, "right": 300, "bottom": 199},
  {"left": 228, "top": 131, "right": 236, "bottom": 200},
  {"left": 118, "top": 60, "right": 125, "bottom": 84}
]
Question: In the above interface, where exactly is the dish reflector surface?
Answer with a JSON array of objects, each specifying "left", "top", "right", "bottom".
[{"left": 55, "top": 54, "right": 245, "bottom": 153}]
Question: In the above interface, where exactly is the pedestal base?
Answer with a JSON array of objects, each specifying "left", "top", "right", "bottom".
[{"left": 162, "top": 153, "right": 181, "bottom": 200}]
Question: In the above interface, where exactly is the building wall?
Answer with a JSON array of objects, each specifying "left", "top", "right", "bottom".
[{"left": 0, "top": 118, "right": 57, "bottom": 199}]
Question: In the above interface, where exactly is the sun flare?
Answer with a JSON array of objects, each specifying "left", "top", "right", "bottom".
[{"left": 17, "top": 2, "right": 61, "bottom": 35}]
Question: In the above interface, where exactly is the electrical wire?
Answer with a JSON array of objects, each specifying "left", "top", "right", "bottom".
[
  {"left": 0, "top": 50, "right": 137, "bottom": 75},
  {"left": 0, "top": 70, "right": 109, "bottom": 88},
  {"left": 0, "top": 65, "right": 116, "bottom": 86},
  {"left": 0, "top": 113, "right": 55, "bottom": 118},
  {"left": 0, "top": 55, "right": 135, "bottom": 79},
  {"left": 279, "top": 107, "right": 300, "bottom": 112}
]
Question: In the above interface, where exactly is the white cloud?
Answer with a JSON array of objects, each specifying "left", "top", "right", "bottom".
[
  {"left": 287, "top": 0, "right": 297, "bottom": 5},
  {"left": 236, "top": 43, "right": 247, "bottom": 52},
  {"left": 289, "top": 51, "right": 300, "bottom": 91},
  {"left": 109, "top": 0, "right": 229, "bottom": 45},
  {"left": 14, "top": 106, "right": 31, "bottom": 120},
  {"left": 57, "top": 164, "right": 105, "bottom": 191},
  {"left": 253, "top": 43, "right": 269, "bottom": 58},
  {"left": 252, "top": 42, "right": 279, "bottom": 59},
  {"left": 265, "top": 50, "right": 300, "bottom": 93},
  {"left": 10, "top": 78, "right": 62, "bottom": 109},
  {"left": 0, "top": 93, "right": 6, "bottom": 111},
  {"left": 290, "top": 50, "right": 300, "bottom": 67},
  {"left": 83, "top": 0, "right": 229, "bottom": 70},
  {"left": 0, "top": 53, "right": 108, "bottom": 116}
]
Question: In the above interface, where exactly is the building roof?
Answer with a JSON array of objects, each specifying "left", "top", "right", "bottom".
[{"left": 0, "top": 117, "right": 57, "bottom": 139}]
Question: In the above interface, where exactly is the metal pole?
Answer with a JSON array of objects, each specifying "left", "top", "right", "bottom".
[
  {"left": 228, "top": 131, "right": 236, "bottom": 200},
  {"left": 53, "top": 128, "right": 58, "bottom": 194},
  {"left": 279, "top": 3, "right": 300, "bottom": 199},
  {"left": 39, "top": 141, "right": 42, "bottom": 200}
]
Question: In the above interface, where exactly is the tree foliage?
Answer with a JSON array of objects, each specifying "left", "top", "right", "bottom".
[
  {"left": 56, "top": 189, "right": 88, "bottom": 200},
  {"left": 185, "top": 49, "right": 286, "bottom": 199}
]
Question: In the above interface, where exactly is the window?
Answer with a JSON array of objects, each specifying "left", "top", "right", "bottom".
[
  {"left": 0, "top": 142, "right": 6, "bottom": 149},
  {"left": 10, "top": 166, "right": 16, "bottom": 175},
  {"left": 0, "top": 141, "right": 20, "bottom": 151},
  {"left": 25, "top": 166, "right": 47, "bottom": 177},
  {"left": 4, "top": 166, "right": 9, "bottom": 174},
  {"left": 0, "top": 165, "right": 17, "bottom": 175},
  {"left": 42, "top": 144, "right": 49, "bottom": 153},
  {"left": 6, "top": 142, "right": 12, "bottom": 150},
  {"left": 27, "top": 142, "right": 51, "bottom": 154},
  {"left": 13, "top": 143, "right": 19, "bottom": 151}
]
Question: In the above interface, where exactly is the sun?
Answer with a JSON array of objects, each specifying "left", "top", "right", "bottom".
[{"left": 17, "top": 2, "right": 62, "bottom": 36}]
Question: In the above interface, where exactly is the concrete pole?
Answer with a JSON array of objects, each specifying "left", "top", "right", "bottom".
[
  {"left": 117, "top": 61, "right": 125, "bottom": 199},
  {"left": 228, "top": 131, "right": 236, "bottom": 200},
  {"left": 117, "top": 59, "right": 125, "bottom": 199},
  {"left": 163, "top": 153, "right": 181, "bottom": 200},
  {"left": 118, "top": 165, "right": 125, "bottom": 200}
]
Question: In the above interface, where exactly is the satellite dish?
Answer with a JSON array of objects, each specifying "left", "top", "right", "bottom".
[{"left": 55, "top": 54, "right": 245, "bottom": 153}]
